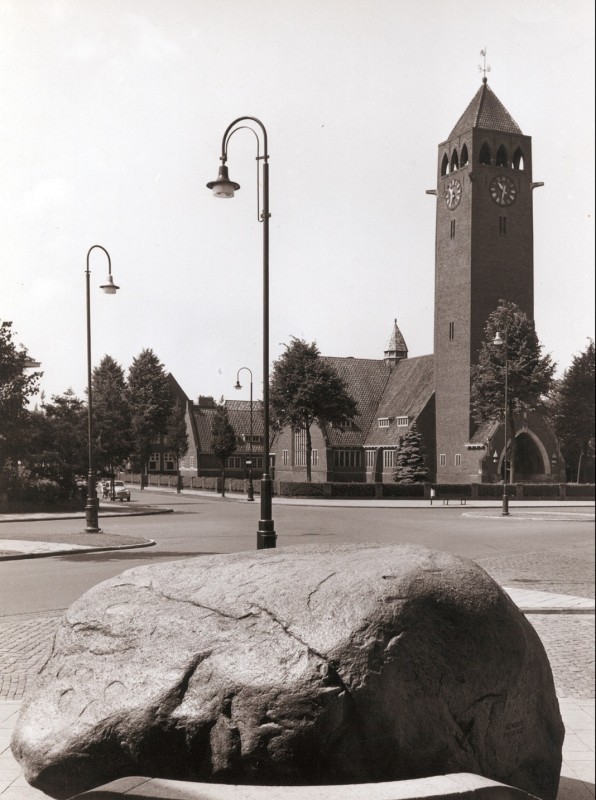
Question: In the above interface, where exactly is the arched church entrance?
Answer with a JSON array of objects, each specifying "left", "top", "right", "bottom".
[{"left": 515, "top": 432, "right": 547, "bottom": 481}]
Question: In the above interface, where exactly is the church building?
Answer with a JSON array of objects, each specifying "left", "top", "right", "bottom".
[{"left": 274, "top": 77, "right": 562, "bottom": 485}]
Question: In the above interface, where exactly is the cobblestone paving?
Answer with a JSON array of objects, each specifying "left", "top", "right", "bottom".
[
  {"left": 0, "top": 610, "right": 593, "bottom": 702},
  {"left": 476, "top": 552, "right": 595, "bottom": 601}
]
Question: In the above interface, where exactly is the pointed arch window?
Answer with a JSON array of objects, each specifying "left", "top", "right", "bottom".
[
  {"left": 496, "top": 145, "right": 508, "bottom": 167},
  {"left": 512, "top": 148, "right": 525, "bottom": 170},
  {"left": 461, "top": 144, "right": 469, "bottom": 166},
  {"left": 441, "top": 153, "right": 449, "bottom": 176},
  {"left": 479, "top": 143, "right": 491, "bottom": 166},
  {"left": 450, "top": 149, "right": 459, "bottom": 172}
]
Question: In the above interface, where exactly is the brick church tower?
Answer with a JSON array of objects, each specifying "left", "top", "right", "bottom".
[{"left": 432, "top": 78, "right": 539, "bottom": 482}]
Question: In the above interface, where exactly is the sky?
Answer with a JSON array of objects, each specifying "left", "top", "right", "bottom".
[{"left": 1, "top": 0, "right": 594, "bottom": 407}]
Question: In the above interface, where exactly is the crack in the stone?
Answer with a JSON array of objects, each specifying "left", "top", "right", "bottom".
[
  {"left": 250, "top": 603, "right": 328, "bottom": 663},
  {"left": 307, "top": 573, "right": 337, "bottom": 608}
]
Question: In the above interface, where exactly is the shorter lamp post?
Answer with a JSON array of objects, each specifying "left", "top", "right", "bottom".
[
  {"left": 84, "top": 245, "right": 119, "bottom": 533},
  {"left": 234, "top": 368, "right": 255, "bottom": 502},
  {"left": 493, "top": 330, "right": 510, "bottom": 516}
]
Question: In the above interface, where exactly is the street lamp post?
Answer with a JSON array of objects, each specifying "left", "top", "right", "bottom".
[
  {"left": 234, "top": 367, "right": 255, "bottom": 502},
  {"left": 493, "top": 330, "right": 510, "bottom": 516},
  {"left": 208, "top": 117, "right": 276, "bottom": 549},
  {"left": 84, "top": 245, "right": 119, "bottom": 533}
]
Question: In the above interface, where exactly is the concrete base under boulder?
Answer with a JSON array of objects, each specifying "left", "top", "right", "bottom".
[{"left": 11, "top": 542, "right": 564, "bottom": 799}]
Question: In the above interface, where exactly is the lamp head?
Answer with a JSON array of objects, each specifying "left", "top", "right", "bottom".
[
  {"left": 100, "top": 274, "right": 119, "bottom": 294},
  {"left": 207, "top": 165, "right": 241, "bottom": 198},
  {"left": 493, "top": 331, "right": 504, "bottom": 346},
  {"left": 234, "top": 380, "right": 242, "bottom": 390},
  {"left": 493, "top": 450, "right": 498, "bottom": 463}
]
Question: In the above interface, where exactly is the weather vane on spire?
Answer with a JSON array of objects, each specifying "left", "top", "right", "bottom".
[{"left": 478, "top": 48, "right": 491, "bottom": 81}]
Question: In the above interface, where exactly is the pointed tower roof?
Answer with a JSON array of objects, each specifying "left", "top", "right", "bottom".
[
  {"left": 448, "top": 79, "right": 522, "bottom": 139},
  {"left": 384, "top": 319, "right": 408, "bottom": 365}
]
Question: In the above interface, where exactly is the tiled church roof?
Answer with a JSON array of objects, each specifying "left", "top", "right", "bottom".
[
  {"left": 322, "top": 357, "right": 391, "bottom": 447},
  {"left": 365, "top": 354, "right": 434, "bottom": 446},
  {"left": 448, "top": 80, "right": 522, "bottom": 139}
]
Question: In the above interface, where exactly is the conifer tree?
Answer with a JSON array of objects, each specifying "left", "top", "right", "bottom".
[
  {"left": 393, "top": 422, "right": 429, "bottom": 483},
  {"left": 92, "top": 356, "right": 133, "bottom": 489},
  {"left": 127, "top": 349, "right": 172, "bottom": 488}
]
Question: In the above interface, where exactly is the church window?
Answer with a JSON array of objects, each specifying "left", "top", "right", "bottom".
[
  {"left": 383, "top": 449, "right": 395, "bottom": 468},
  {"left": 311, "top": 449, "right": 318, "bottom": 466},
  {"left": 450, "top": 149, "right": 459, "bottom": 171},
  {"left": 334, "top": 450, "right": 361, "bottom": 468},
  {"left": 365, "top": 449, "right": 376, "bottom": 468},
  {"left": 499, "top": 216, "right": 507, "bottom": 235},
  {"left": 378, "top": 418, "right": 390, "bottom": 428},
  {"left": 496, "top": 145, "right": 508, "bottom": 167},
  {"left": 441, "top": 153, "right": 449, "bottom": 176},
  {"left": 455, "top": 453, "right": 461, "bottom": 466},
  {"left": 189, "top": 456, "right": 195, "bottom": 469},
  {"left": 282, "top": 449, "right": 288, "bottom": 466},
  {"left": 440, "top": 453, "right": 446, "bottom": 466},
  {"left": 294, "top": 429, "right": 307, "bottom": 466},
  {"left": 512, "top": 148, "right": 525, "bottom": 170},
  {"left": 396, "top": 416, "right": 409, "bottom": 427},
  {"left": 461, "top": 144, "right": 469, "bottom": 165},
  {"left": 450, "top": 220, "right": 456, "bottom": 239},
  {"left": 449, "top": 321, "right": 455, "bottom": 340},
  {"left": 479, "top": 143, "right": 491, "bottom": 165}
]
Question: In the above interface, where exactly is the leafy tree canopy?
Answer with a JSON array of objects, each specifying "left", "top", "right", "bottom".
[
  {"left": 471, "top": 301, "right": 555, "bottom": 483},
  {"left": 270, "top": 338, "right": 359, "bottom": 432},
  {"left": 550, "top": 340, "right": 595, "bottom": 482},
  {"left": 0, "top": 320, "right": 42, "bottom": 469},
  {"left": 270, "top": 338, "right": 359, "bottom": 481},
  {"left": 211, "top": 402, "right": 236, "bottom": 496}
]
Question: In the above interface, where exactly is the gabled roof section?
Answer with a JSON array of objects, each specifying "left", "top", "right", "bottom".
[
  {"left": 322, "top": 357, "right": 391, "bottom": 447},
  {"left": 365, "top": 355, "right": 434, "bottom": 447},
  {"left": 448, "top": 80, "right": 522, "bottom": 139},
  {"left": 192, "top": 399, "right": 265, "bottom": 455}
]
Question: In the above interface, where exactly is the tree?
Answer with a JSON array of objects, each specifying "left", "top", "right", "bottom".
[
  {"left": 127, "top": 350, "right": 172, "bottom": 488},
  {"left": 0, "top": 320, "right": 42, "bottom": 473},
  {"left": 211, "top": 401, "right": 236, "bottom": 497},
  {"left": 166, "top": 400, "right": 189, "bottom": 493},
  {"left": 39, "top": 390, "right": 87, "bottom": 491},
  {"left": 393, "top": 423, "right": 429, "bottom": 483},
  {"left": 550, "top": 340, "right": 595, "bottom": 483},
  {"left": 471, "top": 301, "right": 555, "bottom": 483},
  {"left": 270, "top": 338, "right": 358, "bottom": 481},
  {"left": 92, "top": 356, "right": 133, "bottom": 492}
]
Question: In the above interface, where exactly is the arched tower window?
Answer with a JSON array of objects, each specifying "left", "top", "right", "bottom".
[
  {"left": 479, "top": 142, "right": 491, "bottom": 165},
  {"left": 441, "top": 153, "right": 449, "bottom": 176},
  {"left": 461, "top": 144, "right": 469, "bottom": 166},
  {"left": 496, "top": 145, "right": 508, "bottom": 167},
  {"left": 512, "top": 148, "right": 525, "bottom": 170},
  {"left": 450, "top": 149, "right": 459, "bottom": 172}
]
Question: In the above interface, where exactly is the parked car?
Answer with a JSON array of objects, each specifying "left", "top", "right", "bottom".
[{"left": 113, "top": 480, "right": 131, "bottom": 502}]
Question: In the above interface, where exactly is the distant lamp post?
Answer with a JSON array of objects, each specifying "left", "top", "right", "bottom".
[
  {"left": 234, "top": 367, "right": 255, "bottom": 502},
  {"left": 84, "top": 245, "right": 119, "bottom": 533},
  {"left": 208, "top": 117, "right": 276, "bottom": 549},
  {"left": 493, "top": 330, "right": 510, "bottom": 516}
]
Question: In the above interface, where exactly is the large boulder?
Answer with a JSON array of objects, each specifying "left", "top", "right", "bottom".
[{"left": 12, "top": 543, "right": 563, "bottom": 799}]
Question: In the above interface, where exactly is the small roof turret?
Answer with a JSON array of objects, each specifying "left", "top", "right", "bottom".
[{"left": 384, "top": 319, "right": 408, "bottom": 367}]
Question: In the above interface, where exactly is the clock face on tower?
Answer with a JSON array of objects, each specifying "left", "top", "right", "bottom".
[
  {"left": 490, "top": 175, "right": 517, "bottom": 206},
  {"left": 444, "top": 179, "right": 462, "bottom": 210}
]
